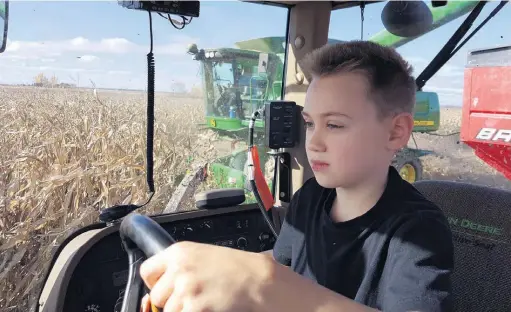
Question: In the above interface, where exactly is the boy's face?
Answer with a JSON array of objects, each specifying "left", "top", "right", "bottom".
[{"left": 302, "top": 72, "right": 413, "bottom": 189}]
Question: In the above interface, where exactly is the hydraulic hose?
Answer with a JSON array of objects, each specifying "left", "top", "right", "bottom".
[
  {"left": 250, "top": 178, "right": 277, "bottom": 238},
  {"left": 247, "top": 109, "right": 278, "bottom": 238}
]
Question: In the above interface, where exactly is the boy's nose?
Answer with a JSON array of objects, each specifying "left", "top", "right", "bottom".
[{"left": 307, "top": 130, "right": 326, "bottom": 152}]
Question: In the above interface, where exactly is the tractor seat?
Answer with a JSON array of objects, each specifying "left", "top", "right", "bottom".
[{"left": 413, "top": 180, "right": 511, "bottom": 311}]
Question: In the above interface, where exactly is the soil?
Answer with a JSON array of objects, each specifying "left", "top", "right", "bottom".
[{"left": 412, "top": 107, "right": 511, "bottom": 190}]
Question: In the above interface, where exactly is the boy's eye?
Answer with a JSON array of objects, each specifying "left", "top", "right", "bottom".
[
  {"left": 304, "top": 121, "right": 314, "bottom": 128},
  {"left": 327, "top": 123, "right": 344, "bottom": 129}
]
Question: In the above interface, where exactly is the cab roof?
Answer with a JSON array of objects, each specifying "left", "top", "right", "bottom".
[{"left": 242, "top": 1, "right": 382, "bottom": 10}]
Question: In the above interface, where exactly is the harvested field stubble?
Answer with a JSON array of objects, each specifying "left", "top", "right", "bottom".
[{"left": 0, "top": 87, "right": 220, "bottom": 310}]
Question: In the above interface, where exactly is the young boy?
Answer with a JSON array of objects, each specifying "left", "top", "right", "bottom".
[
  {"left": 272, "top": 40, "right": 454, "bottom": 310},
  {"left": 139, "top": 41, "right": 454, "bottom": 312}
]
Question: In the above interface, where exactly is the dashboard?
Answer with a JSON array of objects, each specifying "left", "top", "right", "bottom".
[{"left": 38, "top": 205, "right": 277, "bottom": 312}]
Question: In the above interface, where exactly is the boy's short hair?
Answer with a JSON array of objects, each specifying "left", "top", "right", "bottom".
[{"left": 301, "top": 40, "right": 416, "bottom": 119}]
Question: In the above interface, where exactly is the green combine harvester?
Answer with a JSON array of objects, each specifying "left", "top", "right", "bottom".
[{"left": 186, "top": 1, "right": 479, "bottom": 189}]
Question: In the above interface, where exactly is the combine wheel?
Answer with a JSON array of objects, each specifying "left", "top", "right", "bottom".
[
  {"left": 393, "top": 151, "right": 423, "bottom": 183},
  {"left": 229, "top": 150, "right": 248, "bottom": 171}
]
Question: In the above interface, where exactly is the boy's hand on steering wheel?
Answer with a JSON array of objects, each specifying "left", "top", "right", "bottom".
[{"left": 139, "top": 241, "right": 276, "bottom": 312}]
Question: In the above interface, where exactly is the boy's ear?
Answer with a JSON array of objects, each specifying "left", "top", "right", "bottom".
[{"left": 387, "top": 112, "right": 414, "bottom": 151}]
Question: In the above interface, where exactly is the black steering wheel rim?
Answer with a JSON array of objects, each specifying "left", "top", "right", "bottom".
[
  {"left": 120, "top": 213, "right": 176, "bottom": 258},
  {"left": 118, "top": 213, "right": 176, "bottom": 312}
]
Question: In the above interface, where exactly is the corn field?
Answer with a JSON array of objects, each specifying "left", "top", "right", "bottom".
[{"left": 0, "top": 86, "right": 225, "bottom": 310}]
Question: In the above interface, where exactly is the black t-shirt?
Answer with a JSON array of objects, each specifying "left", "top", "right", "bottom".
[{"left": 273, "top": 166, "right": 454, "bottom": 312}]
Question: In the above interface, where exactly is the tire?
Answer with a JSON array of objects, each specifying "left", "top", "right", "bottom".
[
  {"left": 392, "top": 151, "right": 423, "bottom": 183},
  {"left": 229, "top": 150, "right": 248, "bottom": 171}
]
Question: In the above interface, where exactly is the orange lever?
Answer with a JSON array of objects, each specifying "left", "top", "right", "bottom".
[{"left": 251, "top": 147, "right": 274, "bottom": 211}]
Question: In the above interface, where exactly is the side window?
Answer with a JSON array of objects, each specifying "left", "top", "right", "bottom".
[{"left": 329, "top": 2, "right": 511, "bottom": 189}]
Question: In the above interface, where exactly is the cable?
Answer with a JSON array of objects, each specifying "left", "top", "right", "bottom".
[
  {"left": 147, "top": 10, "right": 155, "bottom": 194},
  {"left": 98, "top": 10, "right": 156, "bottom": 223},
  {"left": 247, "top": 109, "right": 278, "bottom": 238},
  {"left": 156, "top": 12, "right": 192, "bottom": 30},
  {"left": 250, "top": 180, "right": 278, "bottom": 238},
  {"left": 168, "top": 14, "right": 185, "bottom": 29},
  {"left": 426, "top": 131, "right": 461, "bottom": 137},
  {"left": 411, "top": 132, "right": 418, "bottom": 149}
]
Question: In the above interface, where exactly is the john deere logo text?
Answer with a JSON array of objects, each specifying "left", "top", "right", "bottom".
[{"left": 476, "top": 127, "right": 511, "bottom": 143}]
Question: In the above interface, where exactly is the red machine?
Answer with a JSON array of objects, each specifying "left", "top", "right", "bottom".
[{"left": 461, "top": 45, "right": 511, "bottom": 180}]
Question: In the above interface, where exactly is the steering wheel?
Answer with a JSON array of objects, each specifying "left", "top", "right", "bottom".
[{"left": 118, "top": 213, "right": 176, "bottom": 312}]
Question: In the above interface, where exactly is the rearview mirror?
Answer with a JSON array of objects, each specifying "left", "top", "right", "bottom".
[
  {"left": 382, "top": 1, "right": 433, "bottom": 37},
  {"left": 0, "top": 0, "right": 8, "bottom": 53}
]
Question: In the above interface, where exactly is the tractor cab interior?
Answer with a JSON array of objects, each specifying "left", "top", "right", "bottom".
[{"left": 1, "top": 1, "right": 510, "bottom": 312}]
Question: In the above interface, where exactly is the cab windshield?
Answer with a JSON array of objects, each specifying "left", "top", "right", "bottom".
[{"left": 0, "top": 1, "right": 509, "bottom": 309}]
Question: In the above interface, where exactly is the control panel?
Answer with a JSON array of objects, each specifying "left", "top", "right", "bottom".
[
  {"left": 165, "top": 209, "right": 276, "bottom": 251},
  {"left": 264, "top": 100, "right": 299, "bottom": 149},
  {"left": 62, "top": 208, "right": 276, "bottom": 312}
]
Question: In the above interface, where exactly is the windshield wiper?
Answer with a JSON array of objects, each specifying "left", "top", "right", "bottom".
[{"left": 416, "top": 1, "right": 507, "bottom": 90}]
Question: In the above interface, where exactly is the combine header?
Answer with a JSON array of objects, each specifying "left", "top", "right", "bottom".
[{"left": 461, "top": 45, "right": 511, "bottom": 181}]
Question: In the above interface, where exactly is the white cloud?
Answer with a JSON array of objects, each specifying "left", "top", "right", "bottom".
[
  {"left": 4, "top": 37, "right": 134, "bottom": 57},
  {"left": 3, "top": 35, "right": 198, "bottom": 59},
  {"left": 404, "top": 56, "right": 428, "bottom": 64},
  {"left": 107, "top": 70, "right": 131, "bottom": 75},
  {"left": 0, "top": 62, "right": 103, "bottom": 74},
  {"left": 77, "top": 55, "right": 99, "bottom": 62},
  {"left": 424, "top": 86, "right": 463, "bottom": 94},
  {"left": 437, "top": 64, "right": 464, "bottom": 77}
]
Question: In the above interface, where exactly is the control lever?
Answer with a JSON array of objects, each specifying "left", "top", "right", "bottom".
[{"left": 119, "top": 214, "right": 176, "bottom": 312}]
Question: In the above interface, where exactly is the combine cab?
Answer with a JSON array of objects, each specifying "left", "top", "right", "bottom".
[{"left": 461, "top": 44, "right": 511, "bottom": 180}]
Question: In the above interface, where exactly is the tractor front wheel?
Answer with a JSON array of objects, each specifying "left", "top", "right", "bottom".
[{"left": 393, "top": 152, "right": 423, "bottom": 184}]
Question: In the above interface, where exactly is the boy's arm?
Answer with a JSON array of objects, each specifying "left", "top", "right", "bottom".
[
  {"left": 272, "top": 186, "right": 305, "bottom": 265},
  {"left": 258, "top": 261, "right": 380, "bottom": 312},
  {"left": 271, "top": 217, "right": 293, "bottom": 264}
]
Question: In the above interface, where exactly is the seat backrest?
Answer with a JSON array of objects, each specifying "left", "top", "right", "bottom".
[{"left": 414, "top": 180, "right": 511, "bottom": 312}]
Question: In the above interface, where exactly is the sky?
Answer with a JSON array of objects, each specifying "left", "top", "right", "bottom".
[{"left": 0, "top": 0, "right": 509, "bottom": 107}]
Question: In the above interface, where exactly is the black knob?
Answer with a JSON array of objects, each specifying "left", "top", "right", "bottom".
[
  {"left": 237, "top": 237, "right": 248, "bottom": 250},
  {"left": 259, "top": 232, "right": 270, "bottom": 242}
]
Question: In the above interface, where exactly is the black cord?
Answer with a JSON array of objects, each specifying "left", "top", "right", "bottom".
[
  {"left": 427, "top": 131, "right": 461, "bottom": 137},
  {"left": 168, "top": 13, "right": 185, "bottom": 29},
  {"left": 250, "top": 179, "right": 278, "bottom": 238},
  {"left": 411, "top": 133, "right": 418, "bottom": 149},
  {"left": 147, "top": 10, "right": 155, "bottom": 194},
  {"left": 98, "top": 11, "right": 156, "bottom": 223},
  {"left": 247, "top": 109, "right": 278, "bottom": 238},
  {"left": 99, "top": 11, "right": 155, "bottom": 222},
  {"left": 156, "top": 12, "right": 191, "bottom": 30}
]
